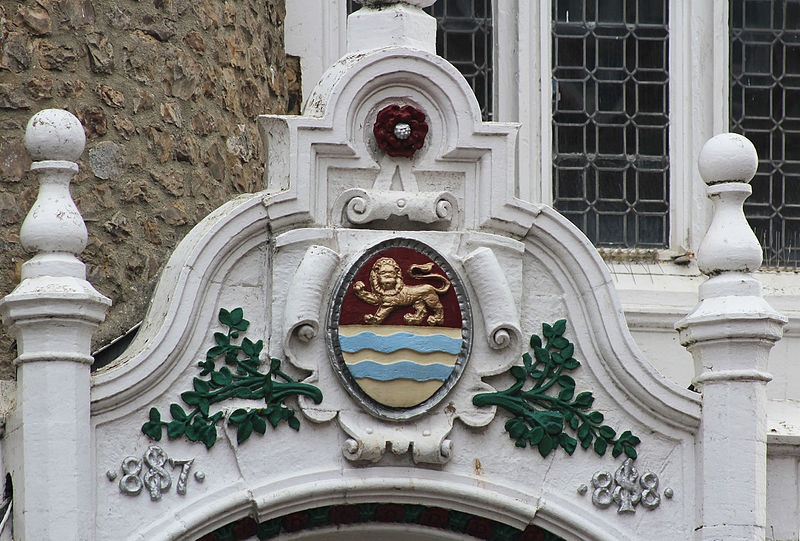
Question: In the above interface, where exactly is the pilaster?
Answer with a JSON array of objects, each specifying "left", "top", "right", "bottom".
[
  {"left": 0, "top": 109, "right": 111, "bottom": 541},
  {"left": 676, "top": 133, "right": 787, "bottom": 540}
]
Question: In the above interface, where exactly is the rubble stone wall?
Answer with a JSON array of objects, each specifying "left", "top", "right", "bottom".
[{"left": 0, "top": 0, "right": 298, "bottom": 376}]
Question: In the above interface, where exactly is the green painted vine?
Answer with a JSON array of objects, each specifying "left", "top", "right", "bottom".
[
  {"left": 142, "top": 308, "right": 323, "bottom": 448},
  {"left": 473, "top": 320, "right": 640, "bottom": 459}
]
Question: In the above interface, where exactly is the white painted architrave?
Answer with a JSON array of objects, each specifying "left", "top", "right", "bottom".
[
  {"left": 125, "top": 470, "right": 634, "bottom": 541},
  {"left": 88, "top": 202, "right": 701, "bottom": 539}
]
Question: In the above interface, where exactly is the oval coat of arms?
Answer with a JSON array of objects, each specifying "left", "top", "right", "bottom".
[{"left": 328, "top": 239, "right": 471, "bottom": 420}]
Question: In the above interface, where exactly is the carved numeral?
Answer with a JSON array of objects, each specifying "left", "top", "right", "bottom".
[
  {"left": 170, "top": 458, "right": 194, "bottom": 496},
  {"left": 613, "top": 459, "right": 641, "bottom": 513},
  {"left": 591, "top": 471, "right": 614, "bottom": 508},
  {"left": 112, "top": 445, "right": 204, "bottom": 500},
  {"left": 587, "top": 459, "right": 663, "bottom": 513},
  {"left": 142, "top": 446, "right": 172, "bottom": 501},
  {"left": 639, "top": 471, "right": 661, "bottom": 509},
  {"left": 119, "top": 456, "right": 143, "bottom": 496}
]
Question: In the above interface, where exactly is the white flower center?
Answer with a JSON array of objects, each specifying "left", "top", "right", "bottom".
[{"left": 393, "top": 123, "right": 412, "bottom": 140}]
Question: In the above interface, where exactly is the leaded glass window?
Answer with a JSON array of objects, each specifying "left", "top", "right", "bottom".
[
  {"left": 347, "top": 0, "right": 493, "bottom": 120},
  {"left": 552, "top": 0, "right": 670, "bottom": 248},
  {"left": 731, "top": 0, "right": 800, "bottom": 266}
]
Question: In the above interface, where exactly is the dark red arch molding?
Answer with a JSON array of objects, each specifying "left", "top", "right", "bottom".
[{"left": 196, "top": 503, "right": 564, "bottom": 541}]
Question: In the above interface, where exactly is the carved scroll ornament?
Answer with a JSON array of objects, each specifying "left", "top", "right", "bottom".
[
  {"left": 283, "top": 245, "right": 341, "bottom": 348},
  {"left": 462, "top": 247, "right": 522, "bottom": 350},
  {"left": 339, "top": 188, "right": 457, "bottom": 226}
]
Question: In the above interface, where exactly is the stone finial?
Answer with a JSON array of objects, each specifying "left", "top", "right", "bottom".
[
  {"left": 695, "top": 133, "right": 762, "bottom": 275},
  {"left": 676, "top": 132, "right": 786, "bottom": 541},
  {"left": 698, "top": 132, "right": 758, "bottom": 185},
  {"left": 20, "top": 109, "right": 89, "bottom": 280},
  {"left": 24, "top": 108, "right": 86, "bottom": 161},
  {"left": 0, "top": 109, "right": 110, "bottom": 541}
]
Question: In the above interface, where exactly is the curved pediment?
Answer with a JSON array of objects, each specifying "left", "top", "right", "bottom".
[
  {"left": 89, "top": 199, "right": 701, "bottom": 539},
  {"left": 90, "top": 6, "right": 700, "bottom": 539}
]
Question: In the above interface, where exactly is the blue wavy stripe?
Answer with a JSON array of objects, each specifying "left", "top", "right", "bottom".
[
  {"left": 338, "top": 332, "right": 462, "bottom": 354},
  {"left": 348, "top": 361, "right": 454, "bottom": 382}
]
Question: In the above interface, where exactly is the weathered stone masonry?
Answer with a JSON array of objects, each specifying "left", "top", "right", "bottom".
[{"left": 0, "top": 0, "right": 299, "bottom": 375}]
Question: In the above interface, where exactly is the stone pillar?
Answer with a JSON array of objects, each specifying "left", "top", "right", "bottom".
[
  {"left": 676, "top": 133, "right": 786, "bottom": 541},
  {"left": 0, "top": 110, "right": 111, "bottom": 541},
  {"left": 347, "top": 0, "right": 437, "bottom": 54}
]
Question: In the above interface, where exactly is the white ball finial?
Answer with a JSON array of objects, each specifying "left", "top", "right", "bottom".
[
  {"left": 19, "top": 109, "right": 89, "bottom": 279},
  {"left": 24, "top": 109, "right": 86, "bottom": 162},
  {"left": 698, "top": 133, "right": 758, "bottom": 185}
]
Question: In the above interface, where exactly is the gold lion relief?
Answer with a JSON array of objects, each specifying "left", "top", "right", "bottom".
[{"left": 352, "top": 257, "right": 451, "bottom": 326}]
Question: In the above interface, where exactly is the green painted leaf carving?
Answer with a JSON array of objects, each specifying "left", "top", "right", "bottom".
[
  {"left": 473, "top": 320, "right": 640, "bottom": 460},
  {"left": 141, "top": 408, "right": 164, "bottom": 441},
  {"left": 142, "top": 307, "right": 323, "bottom": 448},
  {"left": 252, "top": 415, "right": 267, "bottom": 434}
]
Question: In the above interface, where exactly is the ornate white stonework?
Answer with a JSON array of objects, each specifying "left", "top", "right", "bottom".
[
  {"left": 354, "top": 0, "right": 437, "bottom": 8},
  {"left": 2, "top": 4, "right": 790, "bottom": 541},
  {"left": 85, "top": 6, "right": 703, "bottom": 539},
  {"left": 279, "top": 230, "right": 521, "bottom": 463}
]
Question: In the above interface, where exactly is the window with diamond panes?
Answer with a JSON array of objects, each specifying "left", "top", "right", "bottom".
[
  {"left": 552, "top": 0, "right": 670, "bottom": 248},
  {"left": 347, "top": 0, "right": 493, "bottom": 120},
  {"left": 731, "top": 0, "right": 800, "bottom": 267}
]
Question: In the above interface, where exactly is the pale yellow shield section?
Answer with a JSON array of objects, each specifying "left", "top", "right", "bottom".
[{"left": 355, "top": 379, "right": 442, "bottom": 408}]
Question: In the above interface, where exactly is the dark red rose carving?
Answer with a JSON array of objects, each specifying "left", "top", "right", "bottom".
[
  {"left": 373, "top": 104, "right": 428, "bottom": 158},
  {"left": 418, "top": 506, "right": 449, "bottom": 529}
]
